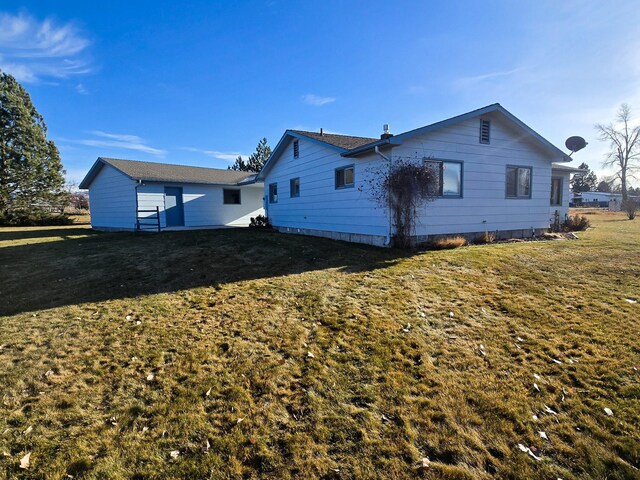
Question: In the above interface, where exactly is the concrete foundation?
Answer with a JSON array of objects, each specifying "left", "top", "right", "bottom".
[{"left": 274, "top": 225, "right": 550, "bottom": 248}]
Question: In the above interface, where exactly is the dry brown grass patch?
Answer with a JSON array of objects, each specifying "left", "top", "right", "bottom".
[{"left": 428, "top": 235, "right": 467, "bottom": 249}]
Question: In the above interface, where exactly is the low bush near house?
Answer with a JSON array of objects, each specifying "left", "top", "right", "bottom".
[
  {"left": 428, "top": 235, "right": 467, "bottom": 249},
  {"left": 476, "top": 231, "right": 496, "bottom": 244},
  {"left": 563, "top": 214, "right": 590, "bottom": 231},
  {"left": 249, "top": 214, "right": 271, "bottom": 228},
  {"left": 621, "top": 199, "right": 638, "bottom": 220}
]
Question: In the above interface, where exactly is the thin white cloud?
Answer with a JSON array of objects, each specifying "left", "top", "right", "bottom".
[
  {"left": 301, "top": 94, "right": 336, "bottom": 106},
  {"left": 63, "top": 131, "right": 167, "bottom": 156},
  {"left": 453, "top": 67, "right": 527, "bottom": 90},
  {"left": 75, "top": 82, "right": 88, "bottom": 95},
  {"left": 181, "top": 147, "right": 249, "bottom": 162},
  {"left": 0, "top": 12, "right": 92, "bottom": 83}
]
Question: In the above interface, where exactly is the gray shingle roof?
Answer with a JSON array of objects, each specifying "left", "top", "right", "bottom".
[
  {"left": 98, "top": 157, "right": 256, "bottom": 185},
  {"left": 290, "top": 130, "right": 377, "bottom": 150}
]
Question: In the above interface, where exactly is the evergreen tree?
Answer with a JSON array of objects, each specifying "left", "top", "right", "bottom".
[
  {"left": 0, "top": 70, "right": 67, "bottom": 219},
  {"left": 570, "top": 162, "right": 598, "bottom": 193},
  {"left": 597, "top": 180, "right": 612, "bottom": 192},
  {"left": 229, "top": 137, "right": 271, "bottom": 172}
]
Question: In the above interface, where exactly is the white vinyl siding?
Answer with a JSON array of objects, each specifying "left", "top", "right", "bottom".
[
  {"left": 386, "top": 112, "right": 558, "bottom": 236},
  {"left": 263, "top": 112, "right": 562, "bottom": 243},
  {"left": 264, "top": 138, "right": 388, "bottom": 237},
  {"left": 137, "top": 183, "right": 263, "bottom": 228},
  {"left": 87, "top": 164, "right": 137, "bottom": 230}
]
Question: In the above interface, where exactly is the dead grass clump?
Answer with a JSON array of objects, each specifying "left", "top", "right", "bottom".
[
  {"left": 475, "top": 231, "right": 496, "bottom": 244},
  {"left": 429, "top": 236, "right": 467, "bottom": 250}
]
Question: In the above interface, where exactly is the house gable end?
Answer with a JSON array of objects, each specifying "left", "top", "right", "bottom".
[
  {"left": 343, "top": 104, "right": 570, "bottom": 163},
  {"left": 79, "top": 157, "right": 134, "bottom": 189},
  {"left": 257, "top": 131, "right": 349, "bottom": 180}
]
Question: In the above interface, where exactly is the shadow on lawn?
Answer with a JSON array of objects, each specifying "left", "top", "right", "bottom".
[
  {"left": 0, "top": 226, "right": 410, "bottom": 316},
  {"left": 0, "top": 227, "right": 99, "bottom": 242}
]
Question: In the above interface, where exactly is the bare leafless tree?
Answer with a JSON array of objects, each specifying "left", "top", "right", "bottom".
[
  {"left": 595, "top": 104, "right": 640, "bottom": 200},
  {"left": 366, "top": 156, "right": 438, "bottom": 248}
]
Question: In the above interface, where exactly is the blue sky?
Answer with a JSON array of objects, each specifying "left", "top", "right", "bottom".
[{"left": 1, "top": 1, "right": 639, "bottom": 185}]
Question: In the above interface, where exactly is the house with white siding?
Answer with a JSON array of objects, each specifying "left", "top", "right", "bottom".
[
  {"left": 79, "top": 157, "right": 263, "bottom": 231},
  {"left": 257, "top": 103, "right": 583, "bottom": 246}
]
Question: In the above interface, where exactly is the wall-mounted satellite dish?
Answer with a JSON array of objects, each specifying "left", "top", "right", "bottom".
[{"left": 565, "top": 136, "right": 587, "bottom": 156}]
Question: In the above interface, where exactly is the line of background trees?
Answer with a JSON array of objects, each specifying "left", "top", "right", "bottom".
[
  {"left": 572, "top": 104, "right": 640, "bottom": 198},
  {"left": 570, "top": 162, "right": 640, "bottom": 195}
]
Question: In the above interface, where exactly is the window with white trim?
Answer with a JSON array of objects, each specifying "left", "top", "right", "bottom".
[
  {"left": 335, "top": 165, "right": 355, "bottom": 189},
  {"left": 269, "top": 183, "right": 278, "bottom": 203}
]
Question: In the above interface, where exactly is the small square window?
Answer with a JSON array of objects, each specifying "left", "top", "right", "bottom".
[
  {"left": 480, "top": 119, "right": 491, "bottom": 144},
  {"left": 293, "top": 140, "right": 299, "bottom": 159},
  {"left": 290, "top": 177, "right": 300, "bottom": 198},
  {"left": 335, "top": 166, "right": 355, "bottom": 189},
  {"left": 223, "top": 189, "right": 241, "bottom": 204},
  {"left": 506, "top": 166, "right": 532, "bottom": 198},
  {"left": 269, "top": 183, "right": 278, "bottom": 203}
]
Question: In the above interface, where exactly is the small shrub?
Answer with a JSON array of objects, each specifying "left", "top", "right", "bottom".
[
  {"left": 429, "top": 236, "right": 467, "bottom": 250},
  {"left": 621, "top": 199, "right": 638, "bottom": 220},
  {"left": 476, "top": 231, "right": 496, "bottom": 244},
  {"left": 563, "top": 214, "right": 590, "bottom": 232},
  {"left": 249, "top": 214, "right": 271, "bottom": 228}
]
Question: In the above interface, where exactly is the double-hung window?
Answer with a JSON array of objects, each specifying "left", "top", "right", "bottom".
[
  {"left": 550, "top": 177, "right": 562, "bottom": 206},
  {"left": 269, "top": 183, "right": 278, "bottom": 203},
  {"left": 290, "top": 178, "right": 300, "bottom": 198},
  {"left": 506, "top": 166, "right": 532, "bottom": 198},
  {"left": 424, "top": 159, "right": 463, "bottom": 197},
  {"left": 335, "top": 165, "right": 355, "bottom": 189}
]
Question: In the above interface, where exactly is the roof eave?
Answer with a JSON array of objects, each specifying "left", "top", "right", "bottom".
[
  {"left": 342, "top": 137, "right": 402, "bottom": 157},
  {"left": 552, "top": 163, "right": 588, "bottom": 173},
  {"left": 137, "top": 177, "right": 261, "bottom": 186},
  {"left": 78, "top": 157, "right": 111, "bottom": 189}
]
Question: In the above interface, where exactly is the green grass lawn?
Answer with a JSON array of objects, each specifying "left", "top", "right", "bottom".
[{"left": 0, "top": 211, "right": 638, "bottom": 479}]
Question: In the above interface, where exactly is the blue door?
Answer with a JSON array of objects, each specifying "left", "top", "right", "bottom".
[{"left": 164, "top": 187, "right": 184, "bottom": 227}]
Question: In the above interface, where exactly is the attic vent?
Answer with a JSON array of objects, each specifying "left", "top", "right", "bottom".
[
  {"left": 480, "top": 119, "right": 491, "bottom": 144},
  {"left": 293, "top": 139, "right": 299, "bottom": 159}
]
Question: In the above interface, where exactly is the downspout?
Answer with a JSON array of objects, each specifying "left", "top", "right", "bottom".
[
  {"left": 374, "top": 146, "right": 393, "bottom": 246},
  {"left": 134, "top": 179, "right": 142, "bottom": 231}
]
